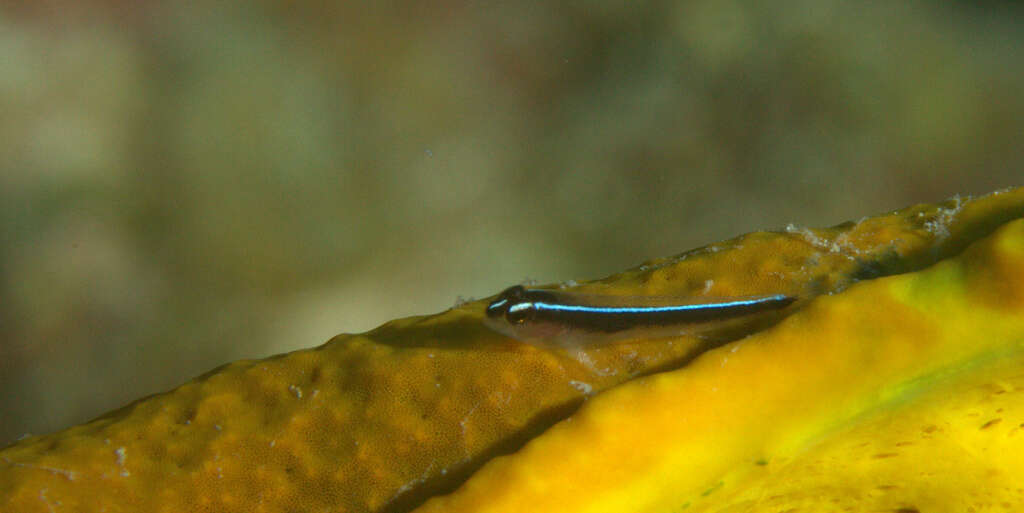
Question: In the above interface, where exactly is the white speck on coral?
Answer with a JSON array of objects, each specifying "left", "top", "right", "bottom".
[
  {"left": 115, "top": 447, "right": 129, "bottom": 477},
  {"left": 390, "top": 461, "right": 437, "bottom": 503},
  {"left": 568, "top": 380, "right": 593, "bottom": 395},
  {"left": 289, "top": 384, "right": 303, "bottom": 399},
  {"left": 269, "top": 440, "right": 276, "bottom": 448},
  {"left": 39, "top": 488, "right": 56, "bottom": 513},
  {"left": 214, "top": 424, "right": 222, "bottom": 431},
  {"left": 786, "top": 224, "right": 858, "bottom": 260},
  {"left": 453, "top": 295, "right": 473, "bottom": 307},
  {"left": 702, "top": 279, "right": 714, "bottom": 294},
  {"left": 571, "top": 350, "right": 615, "bottom": 376},
  {"left": 559, "top": 280, "right": 578, "bottom": 289},
  {"left": 427, "top": 353, "right": 435, "bottom": 358},
  {"left": 311, "top": 389, "right": 319, "bottom": 398},
  {"left": 497, "top": 389, "right": 512, "bottom": 406},
  {"left": 2, "top": 456, "right": 76, "bottom": 481},
  {"left": 923, "top": 195, "right": 965, "bottom": 239},
  {"left": 459, "top": 402, "right": 480, "bottom": 439}
]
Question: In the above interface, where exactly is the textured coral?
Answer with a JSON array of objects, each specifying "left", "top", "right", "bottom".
[
  {"left": 415, "top": 211, "right": 1024, "bottom": 513},
  {"left": 2, "top": 187, "right": 1023, "bottom": 513}
]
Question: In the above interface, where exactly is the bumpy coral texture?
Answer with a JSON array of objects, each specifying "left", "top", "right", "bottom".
[
  {"left": 1, "top": 187, "right": 1023, "bottom": 513},
  {"left": 415, "top": 204, "right": 1024, "bottom": 513}
]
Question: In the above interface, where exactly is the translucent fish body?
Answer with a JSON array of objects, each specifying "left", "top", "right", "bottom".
[{"left": 484, "top": 285, "right": 796, "bottom": 349}]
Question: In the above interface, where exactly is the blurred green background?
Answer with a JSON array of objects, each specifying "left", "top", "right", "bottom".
[{"left": 1, "top": 1, "right": 1021, "bottom": 447}]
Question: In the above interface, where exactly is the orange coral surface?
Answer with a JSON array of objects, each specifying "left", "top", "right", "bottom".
[{"left": 2, "top": 188, "right": 1023, "bottom": 512}]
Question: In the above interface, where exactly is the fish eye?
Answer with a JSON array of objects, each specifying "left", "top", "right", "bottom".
[{"left": 506, "top": 303, "right": 534, "bottom": 324}]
